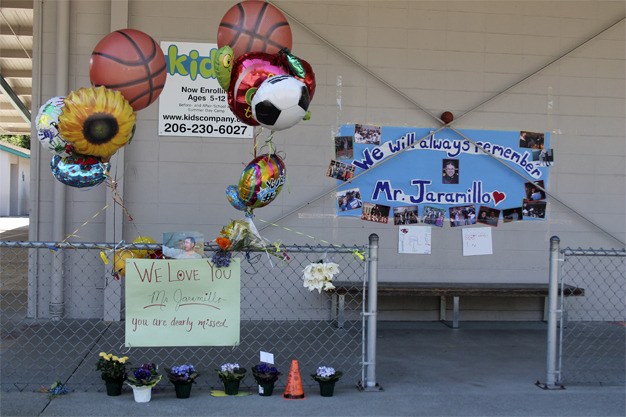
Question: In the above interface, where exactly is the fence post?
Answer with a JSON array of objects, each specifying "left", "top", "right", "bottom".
[
  {"left": 537, "top": 235, "right": 563, "bottom": 389},
  {"left": 363, "top": 233, "right": 382, "bottom": 391}
]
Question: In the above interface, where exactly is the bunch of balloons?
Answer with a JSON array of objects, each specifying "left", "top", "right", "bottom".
[
  {"left": 216, "top": 0, "right": 316, "bottom": 132},
  {"left": 36, "top": 29, "right": 167, "bottom": 188}
]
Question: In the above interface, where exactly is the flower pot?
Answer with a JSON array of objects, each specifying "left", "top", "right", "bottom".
[
  {"left": 257, "top": 381, "right": 275, "bottom": 396},
  {"left": 104, "top": 378, "right": 124, "bottom": 396},
  {"left": 222, "top": 379, "right": 241, "bottom": 395},
  {"left": 173, "top": 381, "right": 193, "bottom": 399},
  {"left": 318, "top": 380, "right": 336, "bottom": 397},
  {"left": 131, "top": 385, "right": 152, "bottom": 403}
]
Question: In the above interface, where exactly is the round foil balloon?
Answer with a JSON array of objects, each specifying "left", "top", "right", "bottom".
[
  {"left": 50, "top": 154, "right": 110, "bottom": 188},
  {"left": 228, "top": 52, "right": 288, "bottom": 126},
  {"left": 36, "top": 96, "right": 72, "bottom": 157},
  {"left": 225, "top": 185, "right": 247, "bottom": 211},
  {"left": 217, "top": 0, "right": 292, "bottom": 60},
  {"left": 90, "top": 29, "right": 167, "bottom": 111},
  {"left": 238, "top": 154, "right": 286, "bottom": 210}
]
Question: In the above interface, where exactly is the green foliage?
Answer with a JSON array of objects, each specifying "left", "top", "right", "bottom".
[{"left": 0, "top": 135, "right": 30, "bottom": 150}]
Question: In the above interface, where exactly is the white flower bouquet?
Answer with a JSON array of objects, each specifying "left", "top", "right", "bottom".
[{"left": 303, "top": 261, "right": 340, "bottom": 293}]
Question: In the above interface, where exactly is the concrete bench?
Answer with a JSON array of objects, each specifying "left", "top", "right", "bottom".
[{"left": 331, "top": 281, "right": 584, "bottom": 328}]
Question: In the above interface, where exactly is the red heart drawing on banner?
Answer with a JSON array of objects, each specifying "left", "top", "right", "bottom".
[
  {"left": 401, "top": 228, "right": 408, "bottom": 234},
  {"left": 492, "top": 191, "right": 506, "bottom": 205}
]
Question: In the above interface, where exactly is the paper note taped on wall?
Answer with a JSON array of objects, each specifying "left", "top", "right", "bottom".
[{"left": 462, "top": 227, "right": 493, "bottom": 256}]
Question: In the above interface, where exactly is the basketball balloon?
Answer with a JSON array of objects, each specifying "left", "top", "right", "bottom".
[
  {"left": 90, "top": 29, "right": 167, "bottom": 111},
  {"left": 217, "top": 0, "right": 292, "bottom": 60}
]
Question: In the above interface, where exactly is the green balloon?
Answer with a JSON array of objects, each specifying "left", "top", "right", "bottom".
[{"left": 214, "top": 46, "right": 233, "bottom": 91}]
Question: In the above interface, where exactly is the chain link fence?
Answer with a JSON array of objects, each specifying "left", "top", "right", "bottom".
[
  {"left": 0, "top": 241, "right": 367, "bottom": 392},
  {"left": 558, "top": 247, "right": 626, "bottom": 386}
]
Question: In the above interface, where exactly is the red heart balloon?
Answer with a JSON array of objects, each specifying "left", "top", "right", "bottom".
[{"left": 228, "top": 52, "right": 288, "bottom": 126}]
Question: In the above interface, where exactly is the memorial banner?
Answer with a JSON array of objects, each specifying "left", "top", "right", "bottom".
[
  {"left": 125, "top": 258, "right": 240, "bottom": 347},
  {"left": 336, "top": 125, "right": 550, "bottom": 223}
]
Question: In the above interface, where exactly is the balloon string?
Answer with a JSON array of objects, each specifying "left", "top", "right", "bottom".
[
  {"left": 58, "top": 203, "right": 109, "bottom": 248},
  {"left": 255, "top": 217, "right": 365, "bottom": 261}
]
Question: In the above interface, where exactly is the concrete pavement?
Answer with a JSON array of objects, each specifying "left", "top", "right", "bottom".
[{"left": 1, "top": 322, "right": 624, "bottom": 417}]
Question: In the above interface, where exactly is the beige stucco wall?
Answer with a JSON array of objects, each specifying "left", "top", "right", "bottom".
[{"left": 29, "top": 1, "right": 625, "bottom": 319}]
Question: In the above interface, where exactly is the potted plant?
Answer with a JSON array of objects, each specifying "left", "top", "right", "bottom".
[
  {"left": 251, "top": 363, "right": 281, "bottom": 396},
  {"left": 96, "top": 352, "right": 129, "bottom": 396},
  {"left": 125, "top": 363, "right": 162, "bottom": 403},
  {"left": 311, "top": 366, "right": 342, "bottom": 397},
  {"left": 165, "top": 364, "right": 199, "bottom": 399},
  {"left": 217, "top": 362, "right": 246, "bottom": 395}
]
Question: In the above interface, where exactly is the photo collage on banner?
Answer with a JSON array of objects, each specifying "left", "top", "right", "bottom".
[{"left": 330, "top": 124, "right": 552, "bottom": 255}]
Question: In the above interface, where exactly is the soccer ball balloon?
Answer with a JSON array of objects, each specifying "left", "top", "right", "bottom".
[{"left": 252, "top": 75, "right": 310, "bottom": 131}]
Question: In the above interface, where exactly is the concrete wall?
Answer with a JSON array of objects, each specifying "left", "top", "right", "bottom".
[{"left": 30, "top": 1, "right": 625, "bottom": 319}]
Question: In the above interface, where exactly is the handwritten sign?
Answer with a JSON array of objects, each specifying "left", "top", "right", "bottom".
[
  {"left": 462, "top": 227, "right": 493, "bottom": 256},
  {"left": 125, "top": 258, "right": 240, "bottom": 347},
  {"left": 398, "top": 226, "right": 431, "bottom": 254}
]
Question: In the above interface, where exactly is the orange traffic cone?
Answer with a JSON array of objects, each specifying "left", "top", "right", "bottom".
[{"left": 283, "top": 359, "right": 305, "bottom": 399}]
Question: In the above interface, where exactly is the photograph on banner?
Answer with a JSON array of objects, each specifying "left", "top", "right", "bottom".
[
  {"left": 354, "top": 124, "right": 381, "bottom": 145},
  {"left": 335, "top": 135, "right": 354, "bottom": 160},
  {"left": 532, "top": 148, "right": 554, "bottom": 167},
  {"left": 158, "top": 41, "right": 253, "bottom": 139},
  {"left": 326, "top": 160, "right": 355, "bottom": 181},
  {"left": 398, "top": 226, "right": 431, "bottom": 255},
  {"left": 477, "top": 206, "right": 500, "bottom": 227},
  {"left": 337, "top": 188, "right": 363, "bottom": 212},
  {"left": 524, "top": 180, "right": 546, "bottom": 202},
  {"left": 163, "top": 231, "right": 204, "bottom": 259},
  {"left": 335, "top": 125, "right": 550, "bottom": 223},
  {"left": 125, "top": 258, "right": 241, "bottom": 347},
  {"left": 361, "top": 202, "right": 390, "bottom": 224},
  {"left": 393, "top": 206, "right": 420, "bottom": 225},
  {"left": 522, "top": 201, "right": 546, "bottom": 219},
  {"left": 422, "top": 206, "right": 445, "bottom": 227},
  {"left": 449, "top": 204, "right": 476, "bottom": 227},
  {"left": 442, "top": 159, "right": 460, "bottom": 184},
  {"left": 503, "top": 207, "right": 524, "bottom": 223},
  {"left": 519, "top": 131, "right": 545, "bottom": 149}
]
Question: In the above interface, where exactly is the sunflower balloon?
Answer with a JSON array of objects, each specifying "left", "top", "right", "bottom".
[{"left": 58, "top": 86, "right": 136, "bottom": 160}]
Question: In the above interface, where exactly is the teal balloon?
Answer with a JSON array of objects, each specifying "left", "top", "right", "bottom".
[
  {"left": 50, "top": 155, "right": 110, "bottom": 188},
  {"left": 225, "top": 185, "right": 246, "bottom": 211}
]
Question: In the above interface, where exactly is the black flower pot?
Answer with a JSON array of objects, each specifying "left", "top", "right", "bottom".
[
  {"left": 318, "top": 380, "right": 336, "bottom": 397},
  {"left": 173, "top": 381, "right": 193, "bottom": 399},
  {"left": 223, "top": 379, "right": 241, "bottom": 395},
  {"left": 258, "top": 380, "right": 275, "bottom": 396},
  {"left": 104, "top": 378, "right": 124, "bottom": 396}
]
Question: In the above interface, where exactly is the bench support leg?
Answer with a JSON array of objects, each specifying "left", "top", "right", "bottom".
[{"left": 440, "top": 296, "right": 460, "bottom": 329}]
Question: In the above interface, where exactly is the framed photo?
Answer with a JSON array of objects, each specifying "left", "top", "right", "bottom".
[{"left": 162, "top": 231, "right": 204, "bottom": 259}]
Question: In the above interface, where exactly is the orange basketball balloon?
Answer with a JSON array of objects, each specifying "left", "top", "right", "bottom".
[
  {"left": 90, "top": 29, "right": 167, "bottom": 111},
  {"left": 217, "top": 0, "right": 292, "bottom": 60}
]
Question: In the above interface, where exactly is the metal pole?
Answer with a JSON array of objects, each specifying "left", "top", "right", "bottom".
[
  {"left": 537, "top": 236, "right": 562, "bottom": 389},
  {"left": 364, "top": 233, "right": 381, "bottom": 390}
]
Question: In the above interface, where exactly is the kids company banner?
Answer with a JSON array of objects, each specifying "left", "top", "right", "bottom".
[
  {"left": 335, "top": 125, "right": 550, "bottom": 224},
  {"left": 125, "top": 258, "right": 240, "bottom": 347},
  {"left": 158, "top": 41, "right": 253, "bottom": 138}
]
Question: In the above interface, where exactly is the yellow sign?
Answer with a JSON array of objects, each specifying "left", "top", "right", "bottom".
[{"left": 125, "top": 258, "right": 240, "bottom": 347}]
